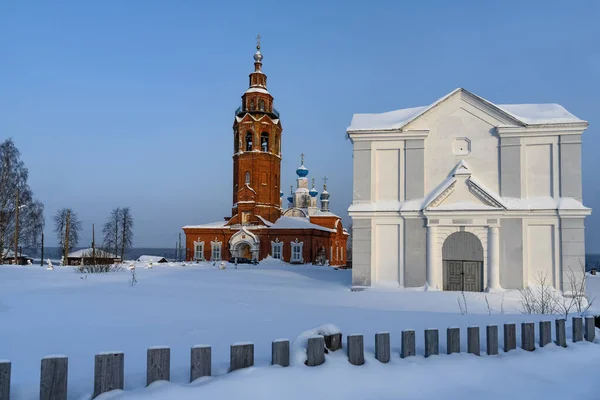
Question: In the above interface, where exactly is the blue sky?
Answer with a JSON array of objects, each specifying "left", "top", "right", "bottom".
[{"left": 1, "top": 1, "right": 599, "bottom": 250}]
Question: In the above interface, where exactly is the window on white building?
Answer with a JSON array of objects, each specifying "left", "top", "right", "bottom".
[
  {"left": 211, "top": 241, "right": 222, "bottom": 261},
  {"left": 271, "top": 241, "right": 283, "bottom": 259},
  {"left": 291, "top": 241, "right": 303, "bottom": 263},
  {"left": 194, "top": 241, "right": 204, "bottom": 261}
]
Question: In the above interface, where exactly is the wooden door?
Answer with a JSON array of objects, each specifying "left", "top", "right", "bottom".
[
  {"left": 462, "top": 261, "right": 482, "bottom": 292},
  {"left": 444, "top": 260, "right": 464, "bottom": 291}
]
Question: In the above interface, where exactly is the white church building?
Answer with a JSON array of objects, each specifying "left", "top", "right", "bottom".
[{"left": 347, "top": 88, "right": 590, "bottom": 292}]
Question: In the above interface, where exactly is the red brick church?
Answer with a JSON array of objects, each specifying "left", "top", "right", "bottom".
[{"left": 183, "top": 39, "right": 348, "bottom": 266}]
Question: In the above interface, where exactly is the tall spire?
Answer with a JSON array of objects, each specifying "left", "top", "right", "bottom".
[
  {"left": 253, "top": 34, "right": 263, "bottom": 72},
  {"left": 320, "top": 176, "right": 330, "bottom": 212}
]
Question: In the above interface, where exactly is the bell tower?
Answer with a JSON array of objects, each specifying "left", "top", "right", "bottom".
[{"left": 230, "top": 36, "right": 283, "bottom": 225}]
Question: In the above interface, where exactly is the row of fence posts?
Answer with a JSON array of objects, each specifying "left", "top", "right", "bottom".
[{"left": 0, "top": 316, "right": 595, "bottom": 400}]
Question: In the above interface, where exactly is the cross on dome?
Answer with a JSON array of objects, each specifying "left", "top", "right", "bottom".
[{"left": 323, "top": 176, "right": 328, "bottom": 190}]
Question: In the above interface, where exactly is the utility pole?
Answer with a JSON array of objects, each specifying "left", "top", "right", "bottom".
[
  {"left": 178, "top": 233, "right": 182, "bottom": 262},
  {"left": 64, "top": 209, "right": 71, "bottom": 265},
  {"left": 40, "top": 232, "right": 44, "bottom": 266},
  {"left": 14, "top": 188, "right": 19, "bottom": 265},
  {"left": 92, "top": 223, "right": 96, "bottom": 263}
]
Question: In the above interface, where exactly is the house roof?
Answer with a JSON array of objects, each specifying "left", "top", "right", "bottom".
[
  {"left": 137, "top": 255, "right": 168, "bottom": 263},
  {"left": 68, "top": 248, "right": 118, "bottom": 258},
  {"left": 1, "top": 249, "right": 33, "bottom": 259},
  {"left": 347, "top": 88, "right": 586, "bottom": 132}
]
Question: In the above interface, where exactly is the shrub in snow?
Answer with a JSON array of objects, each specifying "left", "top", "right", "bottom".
[
  {"left": 219, "top": 261, "right": 226, "bottom": 270},
  {"left": 290, "top": 324, "right": 341, "bottom": 366},
  {"left": 75, "top": 263, "right": 124, "bottom": 274},
  {"left": 46, "top": 259, "right": 54, "bottom": 270}
]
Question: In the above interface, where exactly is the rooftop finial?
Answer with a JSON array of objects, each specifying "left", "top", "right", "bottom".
[
  {"left": 290, "top": 185, "right": 293, "bottom": 195},
  {"left": 312, "top": 177, "right": 315, "bottom": 188},
  {"left": 301, "top": 153, "right": 304, "bottom": 165},
  {"left": 323, "top": 176, "right": 328, "bottom": 190},
  {"left": 253, "top": 35, "right": 263, "bottom": 63}
]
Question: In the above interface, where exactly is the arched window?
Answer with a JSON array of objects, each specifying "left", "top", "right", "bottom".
[
  {"left": 249, "top": 99, "right": 255, "bottom": 110},
  {"left": 259, "top": 99, "right": 265, "bottom": 111},
  {"left": 245, "top": 132, "right": 253, "bottom": 151},
  {"left": 245, "top": 171, "right": 250, "bottom": 185},
  {"left": 261, "top": 132, "right": 269, "bottom": 152},
  {"left": 234, "top": 132, "right": 239, "bottom": 153}
]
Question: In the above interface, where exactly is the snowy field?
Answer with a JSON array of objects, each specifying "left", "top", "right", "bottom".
[{"left": 1, "top": 259, "right": 599, "bottom": 399}]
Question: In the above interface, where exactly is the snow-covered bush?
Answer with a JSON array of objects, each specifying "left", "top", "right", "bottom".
[{"left": 75, "top": 263, "right": 124, "bottom": 273}]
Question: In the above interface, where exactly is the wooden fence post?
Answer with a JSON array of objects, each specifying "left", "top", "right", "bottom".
[
  {"left": 230, "top": 343, "right": 254, "bottom": 372},
  {"left": 539, "top": 321, "right": 551, "bottom": 347},
  {"left": 272, "top": 339, "right": 290, "bottom": 367},
  {"left": 324, "top": 333, "right": 342, "bottom": 351},
  {"left": 93, "top": 352, "right": 124, "bottom": 399},
  {"left": 147, "top": 347, "right": 170, "bottom": 386},
  {"left": 0, "top": 361, "right": 10, "bottom": 400},
  {"left": 375, "top": 332, "right": 390, "bottom": 363},
  {"left": 467, "top": 327, "right": 480, "bottom": 356},
  {"left": 40, "top": 356, "right": 68, "bottom": 400},
  {"left": 486, "top": 325, "right": 498, "bottom": 356},
  {"left": 446, "top": 327, "right": 460, "bottom": 355},
  {"left": 504, "top": 323, "right": 516, "bottom": 352},
  {"left": 347, "top": 334, "right": 364, "bottom": 366},
  {"left": 190, "top": 345, "right": 211, "bottom": 382},
  {"left": 585, "top": 316, "right": 595, "bottom": 342},
  {"left": 401, "top": 330, "right": 415, "bottom": 358},
  {"left": 521, "top": 322, "right": 535, "bottom": 351},
  {"left": 555, "top": 319, "right": 567, "bottom": 348},
  {"left": 424, "top": 329, "right": 439, "bottom": 358},
  {"left": 306, "top": 336, "right": 325, "bottom": 367},
  {"left": 572, "top": 317, "right": 583, "bottom": 342}
]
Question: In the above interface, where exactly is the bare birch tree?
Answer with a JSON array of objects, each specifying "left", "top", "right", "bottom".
[
  {"left": 0, "top": 139, "right": 45, "bottom": 261},
  {"left": 120, "top": 207, "right": 133, "bottom": 260},
  {"left": 53, "top": 208, "right": 81, "bottom": 258},
  {"left": 102, "top": 207, "right": 134, "bottom": 259},
  {"left": 103, "top": 207, "right": 121, "bottom": 256}
]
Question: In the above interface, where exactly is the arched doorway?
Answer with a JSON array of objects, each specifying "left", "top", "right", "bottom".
[
  {"left": 442, "top": 231, "right": 483, "bottom": 292},
  {"left": 236, "top": 243, "right": 252, "bottom": 259}
]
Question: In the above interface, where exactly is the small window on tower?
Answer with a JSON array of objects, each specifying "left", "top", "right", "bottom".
[
  {"left": 261, "top": 132, "right": 269, "bottom": 152},
  {"left": 259, "top": 99, "right": 265, "bottom": 111},
  {"left": 249, "top": 99, "right": 255, "bottom": 110},
  {"left": 245, "top": 132, "right": 252, "bottom": 151},
  {"left": 245, "top": 171, "right": 250, "bottom": 185}
]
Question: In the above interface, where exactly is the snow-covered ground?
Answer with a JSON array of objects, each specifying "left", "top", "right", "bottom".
[{"left": 0, "top": 260, "right": 599, "bottom": 399}]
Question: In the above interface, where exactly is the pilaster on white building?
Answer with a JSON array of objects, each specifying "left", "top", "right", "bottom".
[{"left": 347, "top": 88, "right": 591, "bottom": 293}]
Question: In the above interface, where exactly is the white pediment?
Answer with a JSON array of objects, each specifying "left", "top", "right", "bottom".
[{"left": 424, "top": 160, "right": 506, "bottom": 211}]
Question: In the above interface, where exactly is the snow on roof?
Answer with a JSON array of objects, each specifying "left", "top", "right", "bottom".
[
  {"left": 68, "top": 248, "right": 118, "bottom": 258},
  {"left": 348, "top": 106, "right": 428, "bottom": 131},
  {"left": 245, "top": 87, "right": 270, "bottom": 94},
  {"left": 137, "top": 255, "right": 168, "bottom": 263},
  {"left": 495, "top": 103, "right": 582, "bottom": 125},
  {"left": 269, "top": 216, "right": 335, "bottom": 232},
  {"left": 1, "top": 249, "right": 32, "bottom": 258},
  {"left": 347, "top": 88, "right": 585, "bottom": 132},
  {"left": 183, "top": 221, "right": 228, "bottom": 229}
]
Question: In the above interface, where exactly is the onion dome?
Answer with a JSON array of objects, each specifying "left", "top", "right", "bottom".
[
  {"left": 280, "top": 190, "right": 284, "bottom": 197},
  {"left": 309, "top": 178, "right": 318, "bottom": 197},
  {"left": 296, "top": 153, "right": 309, "bottom": 177}
]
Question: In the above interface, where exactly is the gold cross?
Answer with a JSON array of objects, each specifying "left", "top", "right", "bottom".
[
  {"left": 256, "top": 34, "right": 261, "bottom": 49},
  {"left": 300, "top": 153, "right": 304, "bottom": 164}
]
